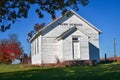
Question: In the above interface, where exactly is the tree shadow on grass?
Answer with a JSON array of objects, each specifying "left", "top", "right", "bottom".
[
  {"left": 0, "top": 64, "right": 120, "bottom": 80},
  {"left": 0, "top": 68, "right": 73, "bottom": 80}
]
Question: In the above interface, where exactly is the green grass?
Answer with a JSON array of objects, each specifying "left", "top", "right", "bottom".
[{"left": 0, "top": 62, "right": 120, "bottom": 80}]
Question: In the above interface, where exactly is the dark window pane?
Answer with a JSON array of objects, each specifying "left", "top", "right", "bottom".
[{"left": 73, "top": 38, "right": 78, "bottom": 41}]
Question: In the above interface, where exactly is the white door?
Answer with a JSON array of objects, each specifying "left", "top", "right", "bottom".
[{"left": 73, "top": 41, "right": 80, "bottom": 59}]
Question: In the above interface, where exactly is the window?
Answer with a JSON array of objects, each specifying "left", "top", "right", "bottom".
[
  {"left": 72, "top": 37, "right": 79, "bottom": 42},
  {"left": 73, "top": 37, "right": 78, "bottom": 41}
]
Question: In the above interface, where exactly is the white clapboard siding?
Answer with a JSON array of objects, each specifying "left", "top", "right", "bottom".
[
  {"left": 80, "top": 37, "right": 89, "bottom": 60},
  {"left": 41, "top": 37, "right": 58, "bottom": 63},
  {"left": 63, "top": 36, "right": 73, "bottom": 60},
  {"left": 31, "top": 40, "right": 36, "bottom": 64},
  {"left": 31, "top": 36, "right": 42, "bottom": 64},
  {"left": 57, "top": 40, "right": 63, "bottom": 62},
  {"left": 31, "top": 41, "right": 35, "bottom": 64},
  {"left": 43, "top": 16, "right": 70, "bottom": 37},
  {"left": 32, "top": 54, "right": 41, "bottom": 64},
  {"left": 31, "top": 42, "right": 34, "bottom": 56}
]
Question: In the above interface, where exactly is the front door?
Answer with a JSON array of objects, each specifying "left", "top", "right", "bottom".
[{"left": 72, "top": 37, "right": 80, "bottom": 59}]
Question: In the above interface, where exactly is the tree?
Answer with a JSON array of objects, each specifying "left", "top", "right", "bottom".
[
  {"left": 34, "top": 23, "right": 45, "bottom": 32},
  {"left": 28, "top": 23, "right": 45, "bottom": 39},
  {"left": 0, "top": 0, "right": 89, "bottom": 32},
  {"left": 0, "top": 34, "right": 23, "bottom": 64}
]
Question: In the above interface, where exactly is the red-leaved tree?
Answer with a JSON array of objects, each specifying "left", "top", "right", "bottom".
[{"left": 0, "top": 34, "right": 23, "bottom": 64}]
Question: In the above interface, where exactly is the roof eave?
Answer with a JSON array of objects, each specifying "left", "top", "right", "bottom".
[{"left": 29, "top": 16, "right": 63, "bottom": 42}]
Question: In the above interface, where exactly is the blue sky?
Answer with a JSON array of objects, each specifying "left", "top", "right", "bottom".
[{"left": 0, "top": 0, "right": 120, "bottom": 58}]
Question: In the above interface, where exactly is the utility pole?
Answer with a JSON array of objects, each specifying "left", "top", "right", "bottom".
[
  {"left": 105, "top": 53, "right": 107, "bottom": 61},
  {"left": 114, "top": 38, "right": 116, "bottom": 58}
]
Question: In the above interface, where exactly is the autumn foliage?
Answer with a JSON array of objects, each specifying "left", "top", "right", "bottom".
[
  {"left": 0, "top": 34, "right": 23, "bottom": 64},
  {"left": 0, "top": 0, "right": 89, "bottom": 32}
]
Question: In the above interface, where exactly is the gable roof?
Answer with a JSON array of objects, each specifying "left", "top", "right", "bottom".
[{"left": 29, "top": 10, "right": 102, "bottom": 42}]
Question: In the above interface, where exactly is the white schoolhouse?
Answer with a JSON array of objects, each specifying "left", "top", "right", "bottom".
[{"left": 29, "top": 10, "right": 101, "bottom": 65}]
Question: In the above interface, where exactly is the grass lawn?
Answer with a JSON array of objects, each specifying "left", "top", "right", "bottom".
[{"left": 0, "top": 62, "right": 120, "bottom": 80}]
